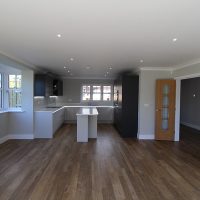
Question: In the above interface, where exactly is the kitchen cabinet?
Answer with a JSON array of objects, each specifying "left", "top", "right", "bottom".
[
  {"left": 53, "top": 107, "right": 65, "bottom": 133},
  {"left": 34, "top": 107, "right": 65, "bottom": 138},
  {"left": 34, "top": 74, "right": 53, "bottom": 97},
  {"left": 53, "top": 79, "right": 63, "bottom": 96},
  {"left": 114, "top": 73, "right": 139, "bottom": 137}
]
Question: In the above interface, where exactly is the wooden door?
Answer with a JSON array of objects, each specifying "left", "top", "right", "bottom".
[{"left": 155, "top": 80, "right": 176, "bottom": 140}]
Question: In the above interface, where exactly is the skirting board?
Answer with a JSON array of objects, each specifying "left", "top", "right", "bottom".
[
  {"left": 0, "top": 135, "right": 10, "bottom": 144},
  {"left": 181, "top": 122, "right": 200, "bottom": 131},
  {"left": 0, "top": 134, "right": 34, "bottom": 144},
  {"left": 138, "top": 134, "right": 155, "bottom": 140}
]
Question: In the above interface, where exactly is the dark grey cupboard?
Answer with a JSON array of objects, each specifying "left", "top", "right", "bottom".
[
  {"left": 53, "top": 79, "right": 63, "bottom": 96},
  {"left": 114, "top": 74, "right": 139, "bottom": 138},
  {"left": 34, "top": 74, "right": 53, "bottom": 97}
]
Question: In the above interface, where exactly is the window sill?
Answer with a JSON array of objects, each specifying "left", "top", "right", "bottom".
[{"left": 0, "top": 109, "right": 24, "bottom": 114}]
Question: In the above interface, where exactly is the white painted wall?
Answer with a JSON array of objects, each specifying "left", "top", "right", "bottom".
[
  {"left": 57, "top": 78, "right": 114, "bottom": 106},
  {"left": 138, "top": 69, "right": 172, "bottom": 139},
  {"left": 8, "top": 69, "right": 34, "bottom": 136}
]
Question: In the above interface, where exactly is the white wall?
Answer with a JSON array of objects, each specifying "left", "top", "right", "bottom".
[
  {"left": 8, "top": 70, "right": 34, "bottom": 137},
  {"left": 57, "top": 78, "right": 114, "bottom": 106},
  {"left": 138, "top": 69, "right": 172, "bottom": 139},
  {"left": 0, "top": 52, "right": 35, "bottom": 141}
]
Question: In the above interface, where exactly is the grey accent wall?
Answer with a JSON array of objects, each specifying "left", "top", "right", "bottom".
[
  {"left": 180, "top": 77, "right": 200, "bottom": 130},
  {"left": 0, "top": 113, "right": 8, "bottom": 139},
  {"left": 57, "top": 78, "right": 114, "bottom": 106},
  {"left": 138, "top": 70, "right": 172, "bottom": 139}
]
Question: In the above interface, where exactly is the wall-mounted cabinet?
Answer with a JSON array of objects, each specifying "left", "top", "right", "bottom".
[
  {"left": 53, "top": 79, "right": 63, "bottom": 96},
  {"left": 114, "top": 73, "right": 139, "bottom": 138},
  {"left": 34, "top": 74, "right": 53, "bottom": 96}
]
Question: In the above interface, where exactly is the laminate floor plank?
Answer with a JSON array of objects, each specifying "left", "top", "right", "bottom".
[{"left": 0, "top": 124, "right": 199, "bottom": 200}]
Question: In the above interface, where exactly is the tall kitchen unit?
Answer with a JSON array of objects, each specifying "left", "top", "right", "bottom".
[{"left": 114, "top": 73, "right": 139, "bottom": 138}]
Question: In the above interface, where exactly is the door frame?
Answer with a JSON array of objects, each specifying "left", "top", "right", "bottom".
[{"left": 174, "top": 73, "right": 200, "bottom": 141}]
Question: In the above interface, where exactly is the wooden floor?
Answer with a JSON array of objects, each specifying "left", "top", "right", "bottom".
[{"left": 0, "top": 125, "right": 200, "bottom": 200}]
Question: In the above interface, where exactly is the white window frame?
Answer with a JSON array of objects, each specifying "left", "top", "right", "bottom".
[
  {"left": 7, "top": 74, "right": 22, "bottom": 108},
  {"left": 102, "top": 85, "right": 112, "bottom": 101},
  {"left": 81, "top": 84, "right": 112, "bottom": 102},
  {"left": 92, "top": 85, "right": 102, "bottom": 101},
  {"left": 0, "top": 73, "right": 3, "bottom": 110},
  {"left": 81, "top": 84, "right": 91, "bottom": 102},
  {"left": 0, "top": 72, "right": 22, "bottom": 111}
]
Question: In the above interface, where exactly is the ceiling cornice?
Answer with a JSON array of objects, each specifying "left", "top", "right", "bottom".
[
  {"left": 139, "top": 67, "right": 173, "bottom": 71},
  {"left": 169, "top": 58, "right": 200, "bottom": 70},
  {"left": 0, "top": 50, "right": 44, "bottom": 72}
]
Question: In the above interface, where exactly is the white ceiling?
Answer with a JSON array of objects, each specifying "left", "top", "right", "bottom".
[{"left": 0, "top": 0, "right": 200, "bottom": 78}]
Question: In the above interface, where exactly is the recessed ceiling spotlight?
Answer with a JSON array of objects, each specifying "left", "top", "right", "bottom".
[
  {"left": 64, "top": 66, "right": 67, "bottom": 69},
  {"left": 67, "top": 70, "right": 70, "bottom": 73},
  {"left": 109, "top": 66, "right": 112, "bottom": 70},
  {"left": 172, "top": 38, "right": 177, "bottom": 42},
  {"left": 57, "top": 34, "right": 61, "bottom": 38},
  {"left": 106, "top": 71, "right": 109, "bottom": 74},
  {"left": 140, "top": 59, "right": 144, "bottom": 63},
  {"left": 70, "top": 58, "right": 74, "bottom": 62}
]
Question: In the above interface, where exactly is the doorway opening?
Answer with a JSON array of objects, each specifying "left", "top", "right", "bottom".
[
  {"left": 180, "top": 77, "right": 200, "bottom": 141},
  {"left": 175, "top": 73, "right": 200, "bottom": 141}
]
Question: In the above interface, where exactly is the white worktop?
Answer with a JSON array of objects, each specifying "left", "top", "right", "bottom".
[
  {"left": 35, "top": 105, "right": 113, "bottom": 113},
  {"left": 76, "top": 107, "right": 98, "bottom": 116}
]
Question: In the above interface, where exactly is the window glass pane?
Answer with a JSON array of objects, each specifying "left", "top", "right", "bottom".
[
  {"left": 93, "top": 86, "right": 101, "bottom": 93},
  {"left": 82, "top": 85, "right": 90, "bottom": 100},
  {"left": 0, "top": 74, "right": 2, "bottom": 88},
  {"left": 93, "top": 93, "right": 101, "bottom": 100},
  {"left": 82, "top": 93, "right": 90, "bottom": 101},
  {"left": 92, "top": 86, "right": 101, "bottom": 100},
  {"left": 0, "top": 91, "right": 2, "bottom": 108},
  {"left": 8, "top": 90, "right": 22, "bottom": 108},
  {"left": 9, "top": 75, "right": 16, "bottom": 89},
  {"left": 103, "top": 86, "right": 111, "bottom": 93},
  {"left": 16, "top": 75, "right": 22, "bottom": 89},
  {"left": 83, "top": 85, "right": 90, "bottom": 93},
  {"left": 0, "top": 74, "right": 2, "bottom": 108},
  {"left": 103, "top": 94, "right": 111, "bottom": 101}
]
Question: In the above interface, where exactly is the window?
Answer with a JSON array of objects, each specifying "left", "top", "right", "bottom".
[
  {"left": 0, "top": 73, "right": 2, "bottom": 109},
  {"left": 81, "top": 84, "right": 112, "bottom": 101},
  {"left": 92, "top": 85, "right": 101, "bottom": 100},
  {"left": 103, "top": 86, "right": 111, "bottom": 101},
  {"left": 82, "top": 85, "right": 90, "bottom": 101},
  {"left": 8, "top": 75, "right": 22, "bottom": 108}
]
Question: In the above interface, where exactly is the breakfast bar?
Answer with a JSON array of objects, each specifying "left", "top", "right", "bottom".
[{"left": 76, "top": 107, "right": 98, "bottom": 142}]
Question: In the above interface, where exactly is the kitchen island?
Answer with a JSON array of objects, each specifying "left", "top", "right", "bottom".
[{"left": 76, "top": 107, "right": 98, "bottom": 142}]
